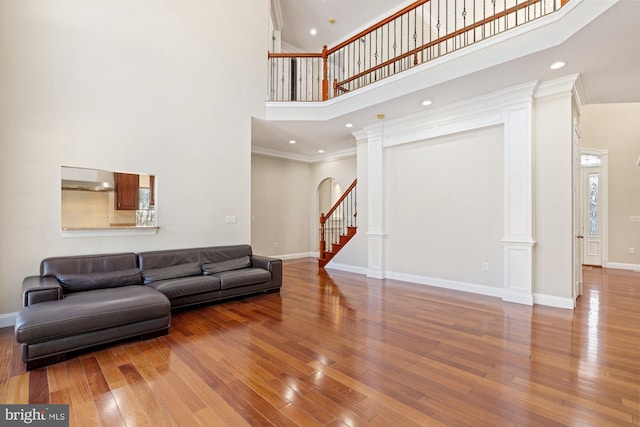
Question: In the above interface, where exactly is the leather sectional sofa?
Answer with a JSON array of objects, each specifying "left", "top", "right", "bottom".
[{"left": 14, "top": 245, "right": 282, "bottom": 370}]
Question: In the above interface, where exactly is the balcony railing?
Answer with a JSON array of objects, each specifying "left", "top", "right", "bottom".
[{"left": 268, "top": 0, "right": 568, "bottom": 102}]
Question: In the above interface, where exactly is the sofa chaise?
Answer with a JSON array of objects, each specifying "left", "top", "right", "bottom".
[{"left": 14, "top": 245, "right": 282, "bottom": 370}]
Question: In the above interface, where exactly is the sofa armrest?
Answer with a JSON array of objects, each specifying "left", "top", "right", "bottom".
[
  {"left": 22, "top": 276, "right": 63, "bottom": 307},
  {"left": 251, "top": 255, "right": 282, "bottom": 287}
]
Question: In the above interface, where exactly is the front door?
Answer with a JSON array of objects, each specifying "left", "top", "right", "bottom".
[{"left": 581, "top": 152, "right": 605, "bottom": 266}]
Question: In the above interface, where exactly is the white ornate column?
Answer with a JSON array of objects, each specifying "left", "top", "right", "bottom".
[
  {"left": 502, "top": 100, "right": 535, "bottom": 305},
  {"left": 353, "top": 123, "right": 386, "bottom": 279},
  {"left": 365, "top": 123, "right": 386, "bottom": 279}
]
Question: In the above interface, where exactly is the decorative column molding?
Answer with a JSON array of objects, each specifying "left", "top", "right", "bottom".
[
  {"left": 502, "top": 100, "right": 536, "bottom": 305},
  {"left": 353, "top": 125, "right": 386, "bottom": 279},
  {"left": 364, "top": 123, "right": 386, "bottom": 279}
]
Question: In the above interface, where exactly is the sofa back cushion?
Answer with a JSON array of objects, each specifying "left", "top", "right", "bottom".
[
  {"left": 41, "top": 253, "right": 141, "bottom": 293},
  {"left": 141, "top": 262, "right": 202, "bottom": 284},
  {"left": 56, "top": 268, "right": 142, "bottom": 293},
  {"left": 202, "top": 256, "right": 251, "bottom": 275},
  {"left": 137, "top": 248, "right": 200, "bottom": 271},
  {"left": 198, "top": 245, "right": 252, "bottom": 264},
  {"left": 41, "top": 253, "right": 138, "bottom": 277}
]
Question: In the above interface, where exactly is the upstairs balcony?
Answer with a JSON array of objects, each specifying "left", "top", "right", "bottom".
[{"left": 268, "top": 0, "right": 569, "bottom": 103}]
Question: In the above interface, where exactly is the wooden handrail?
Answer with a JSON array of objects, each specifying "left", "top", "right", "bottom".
[
  {"left": 320, "top": 179, "right": 357, "bottom": 225},
  {"left": 327, "top": 0, "right": 430, "bottom": 55},
  {"left": 335, "top": 0, "right": 546, "bottom": 91}
]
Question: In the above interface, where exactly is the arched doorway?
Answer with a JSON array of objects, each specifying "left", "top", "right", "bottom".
[{"left": 318, "top": 177, "right": 342, "bottom": 219}]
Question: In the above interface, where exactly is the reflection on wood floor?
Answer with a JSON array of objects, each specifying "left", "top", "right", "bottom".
[{"left": 1, "top": 259, "right": 639, "bottom": 426}]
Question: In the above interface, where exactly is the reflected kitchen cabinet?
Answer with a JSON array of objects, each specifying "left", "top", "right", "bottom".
[{"left": 115, "top": 172, "right": 139, "bottom": 210}]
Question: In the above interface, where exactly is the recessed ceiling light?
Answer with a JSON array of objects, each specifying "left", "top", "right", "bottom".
[
  {"left": 345, "top": 123, "right": 353, "bottom": 128},
  {"left": 550, "top": 61, "right": 566, "bottom": 70},
  {"left": 310, "top": 28, "right": 317, "bottom": 36},
  {"left": 318, "top": 149, "right": 324, "bottom": 153},
  {"left": 289, "top": 140, "right": 296, "bottom": 144},
  {"left": 421, "top": 100, "right": 432, "bottom": 106}
]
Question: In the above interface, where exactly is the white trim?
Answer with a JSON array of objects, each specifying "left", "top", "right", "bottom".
[
  {"left": 269, "top": 0, "right": 283, "bottom": 31},
  {"left": 324, "top": 262, "right": 368, "bottom": 275},
  {"left": 0, "top": 312, "right": 17, "bottom": 328},
  {"left": 387, "top": 271, "right": 505, "bottom": 299},
  {"left": 606, "top": 262, "right": 640, "bottom": 272},
  {"left": 326, "top": 265, "right": 584, "bottom": 308},
  {"left": 533, "top": 294, "right": 575, "bottom": 309},
  {"left": 251, "top": 146, "right": 356, "bottom": 163},
  {"left": 276, "top": 252, "right": 316, "bottom": 260},
  {"left": 534, "top": 73, "right": 581, "bottom": 99},
  {"left": 61, "top": 227, "right": 159, "bottom": 238}
]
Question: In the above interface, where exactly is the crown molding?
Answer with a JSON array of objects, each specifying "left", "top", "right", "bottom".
[
  {"left": 252, "top": 146, "right": 356, "bottom": 163},
  {"left": 269, "top": 0, "right": 283, "bottom": 31}
]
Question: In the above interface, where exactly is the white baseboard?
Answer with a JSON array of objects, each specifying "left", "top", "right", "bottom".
[
  {"left": 0, "top": 312, "right": 17, "bottom": 328},
  {"left": 328, "top": 266, "right": 576, "bottom": 309},
  {"left": 324, "top": 262, "right": 368, "bottom": 275},
  {"left": 606, "top": 262, "right": 640, "bottom": 272},
  {"left": 533, "top": 293, "right": 575, "bottom": 309},
  {"left": 276, "top": 252, "right": 316, "bottom": 260},
  {"left": 386, "top": 271, "right": 505, "bottom": 299}
]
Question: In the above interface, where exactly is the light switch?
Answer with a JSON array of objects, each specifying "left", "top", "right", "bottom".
[
  {"left": 225, "top": 215, "right": 237, "bottom": 224},
  {"left": 629, "top": 216, "right": 640, "bottom": 223}
]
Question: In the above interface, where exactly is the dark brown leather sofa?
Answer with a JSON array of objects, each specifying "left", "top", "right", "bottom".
[{"left": 14, "top": 245, "right": 282, "bottom": 369}]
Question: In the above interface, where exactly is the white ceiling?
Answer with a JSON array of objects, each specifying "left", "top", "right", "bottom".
[{"left": 254, "top": 0, "right": 640, "bottom": 161}]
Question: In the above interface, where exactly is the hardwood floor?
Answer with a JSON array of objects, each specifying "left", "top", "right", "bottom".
[{"left": 1, "top": 260, "right": 639, "bottom": 426}]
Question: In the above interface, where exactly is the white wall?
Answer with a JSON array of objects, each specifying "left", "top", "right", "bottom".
[
  {"left": 251, "top": 154, "right": 312, "bottom": 256},
  {"left": 0, "top": 0, "right": 268, "bottom": 318},
  {"left": 581, "top": 103, "right": 640, "bottom": 267},
  {"left": 329, "top": 79, "right": 578, "bottom": 307},
  {"left": 385, "top": 126, "right": 505, "bottom": 287},
  {"left": 250, "top": 154, "right": 357, "bottom": 259}
]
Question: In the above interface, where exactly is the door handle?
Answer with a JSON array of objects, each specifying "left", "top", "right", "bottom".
[{"left": 577, "top": 235, "right": 584, "bottom": 239}]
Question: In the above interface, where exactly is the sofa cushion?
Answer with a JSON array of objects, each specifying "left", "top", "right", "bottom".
[
  {"left": 145, "top": 275, "right": 221, "bottom": 299},
  {"left": 142, "top": 262, "right": 201, "bottom": 284},
  {"left": 56, "top": 268, "right": 142, "bottom": 293},
  {"left": 15, "top": 286, "right": 170, "bottom": 343},
  {"left": 41, "top": 253, "right": 138, "bottom": 277},
  {"left": 212, "top": 268, "right": 271, "bottom": 290},
  {"left": 202, "top": 256, "right": 251, "bottom": 275}
]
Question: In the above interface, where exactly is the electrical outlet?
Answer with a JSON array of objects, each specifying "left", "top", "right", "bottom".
[
  {"left": 629, "top": 248, "right": 635, "bottom": 255},
  {"left": 274, "top": 241, "right": 278, "bottom": 248},
  {"left": 482, "top": 262, "right": 489, "bottom": 271}
]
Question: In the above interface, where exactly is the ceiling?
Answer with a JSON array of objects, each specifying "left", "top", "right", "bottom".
[{"left": 253, "top": 0, "right": 640, "bottom": 161}]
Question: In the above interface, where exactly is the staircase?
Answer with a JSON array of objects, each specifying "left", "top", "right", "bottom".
[{"left": 318, "top": 179, "right": 357, "bottom": 268}]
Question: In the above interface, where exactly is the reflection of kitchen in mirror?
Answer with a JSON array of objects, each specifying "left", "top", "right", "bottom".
[{"left": 61, "top": 166, "right": 156, "bottom": 230}]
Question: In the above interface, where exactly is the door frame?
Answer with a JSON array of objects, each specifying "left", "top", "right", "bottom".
[
  {"left": 572, "top": 120, "right": 583, "bottom": 304},
  {"left": 580, "top": 147, "right": 609, "bottom": 268}
]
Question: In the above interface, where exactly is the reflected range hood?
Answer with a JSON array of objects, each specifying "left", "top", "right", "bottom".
[
  {"left": 61, "top": 167, "right": 115, "bottom": 192},
  {"left": 61, "top": 179, "right": 115, "bottom": 192}
]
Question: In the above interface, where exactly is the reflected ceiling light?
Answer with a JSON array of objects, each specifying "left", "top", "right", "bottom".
[
  {"left": 550, "top": 61, "right": 566, "bottom": 70},
  {"left": 318, "top": 149, "right": 324, "bottom": 153},
  {"left": 289, "top": 140, "right": 296, "bottom": 144},
  {"left": 310, "top": 28, "right": 317, "bottom": 36},
  {"left": 421, "top": 100, "right": 432, "bottom": 106},
  {"left": 345, "top": 123, "right": 353, "bottom": 128}
]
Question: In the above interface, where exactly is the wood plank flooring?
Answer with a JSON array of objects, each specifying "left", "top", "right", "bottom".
[{"left": 1, "top": 260, "right": 639, "bottom": 426}]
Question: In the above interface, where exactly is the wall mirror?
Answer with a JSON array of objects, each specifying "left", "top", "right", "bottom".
[{"left": 61, "top": 166, "right": 156, "bottom": 230}]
